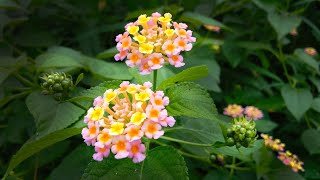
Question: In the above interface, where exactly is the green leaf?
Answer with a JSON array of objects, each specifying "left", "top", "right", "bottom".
[
  {"left": 311, "top": 97, "right": 320, "bottom": 113},
  {"left": 75, "top": 73, "right": 84, "bottom": 87},
  {"left": 86, "top": 58, "right": 132, "bottom": 80},
  {"left": 3, "top": 128, "right": 81, "bottom": 179},
  {"left": 222, "top": 40, "right": 247, "bottom": 68},
  {"left": 256, "top": 119, "right": 278, "bottom": 133},
  {"left": 166, "top": 117, "right": 224, "bottom": 158},
  {"left": 281, "top": 85, "right": 313, "bottom": 120},
  {"left": 96, "top": 47, "right": 117, "bottom": 60},
  {"left": 70, "top": 80, "right": 121, "bottom": 101},
  {"left": 267, "top": 11, "right": 301, "bottom": 40},
  {"left": 36, "top": 51, "right": 84, "bottom": 70},
  {"left": 81, "top": 146, "right": 188, "bottom": 180},
  {"left": 48, "top": 145, "right": 94, "bottom": 180},
  {"left": 158, "top": 66, "right": 208, "bottom": 90},
  {"left": 212, "top": 140, "right": 264, "bottom": 161},
  {"left": 183, "top": 45, "right": 221, "bottom": 92},
  {"left": 294, "top": 49, "right": 320, "bottom": 73},
  {"left": 165, "top": 82, "right": 218, "bottom": 121},
  {"left": 26, "top": 92, "right": 85, "bottom": 138},
  {"left": 301, "top": 129, "right": 320, "bottom": 154},
  {"left": 128, "top": 66, "right": 175, "bottom": 86},
  {"left": 181, "top": 12, "right": 229, "bottom": 30}
]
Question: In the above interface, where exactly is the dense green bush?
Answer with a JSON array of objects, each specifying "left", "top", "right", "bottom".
[{"left": 0, "top": 0, "right": 319, "bottom": 179}]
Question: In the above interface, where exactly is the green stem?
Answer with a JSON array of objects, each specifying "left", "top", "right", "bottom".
[
  {"left": 277, "top": 42, "right": 293, "bottom": 87},
  {"left": 14, "top": 73, "right": 34, "bottom": 87},
  {"left": 160, "top": 136, "right": 213, "bottom": 147},
  {"left": 153, "top": 70, "right": 158, "bottom": 91},
  {"left": 140, "top": 140, "right": 150, "bottom": 180},
  {"left": 229, "top": 157, "right": 236, "bottom": 179},
  {"left": 225, "top": 165, "right": 251, "bottom": 171},
  {"left": 304, "top": 114, "right": 312, "bottom": 129}
]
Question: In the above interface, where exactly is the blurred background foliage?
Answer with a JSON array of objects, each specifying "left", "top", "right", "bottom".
[{"left": 0, "top": 0, "right": 320, "bottom": 179}]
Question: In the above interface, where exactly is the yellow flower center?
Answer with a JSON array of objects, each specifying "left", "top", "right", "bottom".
[
  {"left": 110, "top": 122, "right": 124, "bottom": 135},
  {"left": 130, "top": 112, "right": 147, "bottom": 125},
  {"left": 127, "top": 26, "right": 139, "bottom": 35},
  {"left": 138, "top": 14, "right": 150, "bottom": 24},
  {"left": 139, "top": 43, "right": 154, "bottom": 54},
  {"left": 92, "top": 107, "right": 104, "bottom": 121},
  {"left": 105, "top": 91, "right": 117, "bottom": 102},
  {"left": 133, "top": 35, "right": 146, "bottom": 43},
  {"left": 158, "top": 13, "right": 172, "bottom": 23},
  {"left": 135, "top": 92, "right": 150, "bottom": 101},
  {"left": 165, "top": 29, "right": 175, "bottom": 36},
  {"left": 116, "top": 141, "right": 126, "bottom": 151}
]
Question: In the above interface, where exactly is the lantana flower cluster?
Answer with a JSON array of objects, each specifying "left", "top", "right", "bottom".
[
  {"left": 223, "top": 104, "right": 263, "bottom": 120},
  {"left": 304, "top": 47, "right": 317, "bottom": 57},
  {"left": 81, "top": 81, "right": 175, "bottom": 163},
  {"left": 261, "top": 134, "right": 304, "bottom": 173},
  {"left": 114, "top": 12, "right": 196, "bottom": 74}
]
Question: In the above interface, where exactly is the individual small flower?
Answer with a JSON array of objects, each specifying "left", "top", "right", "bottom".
[
  {"left": 203, "top": 24, "right": 221, "bottom": 32},
  {"left": 82, "top": 82, "right": 175, "bottom": 163},
  {"left": 290, "top": 28, "right": 298, "bottom": 36},
  {"left": 304, "top": 47, "right": 317, "bottom": 56},
  {"left": 244, "top": 106, "right": 263, "bottom": 120},
  {"left": 223, "top": 104, "right": 244, "bottom": 118},
  {"left": 261, "top": 134, "right": 285, "bottom": 151},
  {"left": 128, "top": 140, "right": 146, "bottom": 163},
  {"left": 114, "top": 12, "right": 196, "bottom": 74},
  {"left": 93, "top": 145, "right": 110, "bottom": 161},
  {"left": 278, "top": 151, "right": 304, "bottom": 173}
]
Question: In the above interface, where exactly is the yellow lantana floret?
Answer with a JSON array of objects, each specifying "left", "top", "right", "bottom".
[
  {"left": 110, "top": 122, "right": 124, "bottom": 135},
  {"left": 91, "top": 107, "right": 104, "bottom": 121},
  {"left": 135, "top": 92, "right": 150, "bottom": 101},
  {"left": 165, "top": 29, "right": 175, "bottom": 36},
  {"left": 139, "top": 43, "right": 154, "bottom": 54},
  {"left": 133, "top": 35, "right": 146, "bottom": 43},
  {"left": 127, "top": 25, "right": 139, "bottom": 35},
  {"left": 138, "top": 14, "right": 150, "bottom": 24},
  {"left": 158, "top": 13, "right": 172, "bottom": 23},
  {"left": 105, "top": 90, "right": 117, "bottom": 103},
  {"left": 130, "top": 112, "right": 147, "bottom": 125}
]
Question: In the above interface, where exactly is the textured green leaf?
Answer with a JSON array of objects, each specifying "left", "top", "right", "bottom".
[
  {"left": 281, "top": 85, "right": 313, "bottom": 120},
  {"left": 183, "top": 45, "right": 221, "bottom": 92},
  {"left": 294, "top": 49, "right": 320, "bottom": 73},
  {"left": 129, "top": 66, "right": 175, "bottom": 86},
  {"left": 301, "top": 129, "right": 320, "bottom": 154},
  {"left": 48, "top": 145, "right": 94, "bottom": 180},
  {"left": 165, "top": 82, "right": 218, "bottom": 121},
  {"left": 212, "top": 140, "right": 264, "bottom": 161},
  {"left": 181, "top": 12, "right": 229, "bottom": 30},
  {"left": 26, "top": 92, "right": 85, "bottom": 138},
  {"left": 256, "top": 119, "right": 278, "bottom": 133},
  {"left": 166, "top": 117, "right": 224, "bottom": 158},
  {"left": 86, "top": 58, "right": 132, "bottom": 80},
  {"left": 3, "top": 128, "right": 81, "bottom": 179},
  {"left": 267, "top": 11, "right": 301, "bottom": 40},
  {"left": 70, "top": 80, "right": 121, "bottom": 101},
  {"left": 158, "top": 66, "right": 208, "bottom": 90},
  {"left": 81, "top": 146, "right": 188, "bottom": 180}
]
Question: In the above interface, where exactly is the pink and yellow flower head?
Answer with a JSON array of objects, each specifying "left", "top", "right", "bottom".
[
  {"left": 304, "top": 47, "right": 317, "bottom": 57},
  {"left": 244, "top": 106, "right": 263, "bottom": 120},
  {"left": 278, "top": 151, "right": 304, "bottom": 173},
  {"left": 114, "top": 12, "right": 196, "bottom": 74},
  {"left": 261, "top": 134, "right": 285, "bottom": 152},
  {"left": 81, "top": 81, "right": 176, "bottom": 163},
  {"left": 223, "top": 104, "right": 244, "bottom": 118}
]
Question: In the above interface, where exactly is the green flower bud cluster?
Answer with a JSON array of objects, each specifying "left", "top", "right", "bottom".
[
  {"left": 226, "top": 117, "right": 257, "bottom": 148},
  {"left": 40, "top": 72, "right": 73, "bottom": 98}
]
